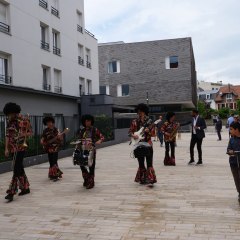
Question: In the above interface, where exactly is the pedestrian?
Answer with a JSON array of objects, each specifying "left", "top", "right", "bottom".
[
  {"left": 215, "top": 116, "right": 222, "bottom": 141},
  {"left": 180, "top": 109, "right": 206, "bottom": 166},
  {"left": 227, "top": 114, "right": 234, "bottom": 138},
  {"left": 156, "top": 116, "right": 165, "bottom": 147},
  {"left": 234, "top": 117, "right": 238, "bottom": 123},
  {"left": 227, "top": 121, "right": 240, "bottom": 202}
]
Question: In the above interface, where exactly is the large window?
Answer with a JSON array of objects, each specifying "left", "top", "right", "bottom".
[
  {"left": 0, "top": 2, "right": 9, "bottom": 33},
  {"left": 108, "top": 61, "right": 120, "bottom": 73},
  {"left": 0, "top": 56, "right": 10, "bottom": 84},
  {"left": 54, "top": 69, "right": 61, "bottom": 93},
  {"left": 77, "top": 11, "right": 83, "bottom": 32},
  {"left": 117, "top": 84, "right": 129, "bottom": 96},
  {"left": 42, "top": 67, "right": 50, "bottom": 90},
  {"left": 52, "top": 31, "right": 60, "bottom": 55},
  {"left": 100, "top": 86, "right": 106, "bottom": 94},
  {"left": 169, "top": 56, "right": 178, "bottom": 68},
  {"left": 40, "top": 24, "right": 49, "bottom": 50}
]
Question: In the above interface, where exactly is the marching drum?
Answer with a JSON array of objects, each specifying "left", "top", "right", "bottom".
[{"left": 73, "top": 145, "right": 94, "bottom": 167}]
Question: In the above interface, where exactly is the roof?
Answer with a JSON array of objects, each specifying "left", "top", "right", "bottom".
[
  {"left": 215, "top": 85, "right": 240, "bottom": 101},
  {"left": 198, "top": 90, "right": 218, "bottom": 100},
  {"left": 198, "top": 90, "right": 219, "bottom": 95}
]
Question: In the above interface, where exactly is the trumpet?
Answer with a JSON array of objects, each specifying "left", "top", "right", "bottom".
[{"left": 11, "top": 113, "right": 30, "bottom": 171}]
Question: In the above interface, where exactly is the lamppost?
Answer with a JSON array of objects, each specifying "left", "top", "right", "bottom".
[
  {"left": 79, "top": 84, "right": 82, "bottom": 96},
  {"left": 146, "top": 90, "right": 149, "bottom": 107}
]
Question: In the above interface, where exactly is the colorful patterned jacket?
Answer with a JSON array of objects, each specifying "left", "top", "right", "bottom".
[
  {"left": 42, "top": 127, "right": 63, "bottom": 153},
  {"left": 6, "top": 114, "right": 33, "bottom": 153},
  {"left": 128, "top": 117, "right": 153, "bottom": 147},
  {"left": 161, "top": 121, "right": 178, "bottom": 142}
]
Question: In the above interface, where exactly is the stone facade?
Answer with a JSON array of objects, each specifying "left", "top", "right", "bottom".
[{"left": 98, "top": 38, "right": 197, "bottom": 112}]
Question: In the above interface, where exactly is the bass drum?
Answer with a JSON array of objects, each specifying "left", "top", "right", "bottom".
[{"left": 73, "top": 148, "right": 94, "bottom": 167}]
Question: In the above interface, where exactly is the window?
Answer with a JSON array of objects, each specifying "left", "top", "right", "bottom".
[
  {"left": 87, "top": 80, "right": 92, "bottom": 95},
  {"left": 117, "top": 84, "right": 129, "bottom": 96},
  {"left": 216, "top": 88, "right": 218, "bottom": 90},
  {"left": 86, "top": 49, "right": 91, "bottom": 68},
  {"left": 43, "top": 113, "right": 52, "bottom": 116},
  {"left": 54, "top": 69, "right": 61, "bottom": 93},
  {"left": 226, "top": 94, "right": 232, "bottom": 99},
  {"left": 51, "top": 0, "right": 59, "bottom": 17},
  {"left": 108, "top": 61, "right": 120, "bottom": 73},
  {"left": 212, "top": 88, "right": 214, "bottom": 90},
  {"left": 77, "top": 11, "right": 83, "bottom": 32},
  {"left": 170, "top": 56, "right": 178, "bottom": 68},
  {"left": 206, "top": 94, "right": 210, "bottom": 99},
  {"left": 42, "top": 66, "right": 50, "bottom": 90},
  {"left": 0, "top": 56, "right": 11, "bottom": 84},
  {"left": 52, "top": 31, "right": 60, "bottom": 55},
  {"left": 79, "top": 77, "right": 85, "bottom": 96},
  {"left": 100, "top": 86, "right": 106, "bottom": 94},
  {"left": 39, "top": 0, "right": 48, "bottom": 10},
  {"left": 78, "top": 44, "right": 84, "bottom": 65},
  {"left": 0, "top": 2, "right": 9, "bottom": 33},
  {"left": 40, "top": 24, "right": 49, "bottom": 50}
]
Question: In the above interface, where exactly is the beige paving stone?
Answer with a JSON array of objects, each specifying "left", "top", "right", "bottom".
[{"left": 0, "top": 127, "right": 240, "bottom": 239}]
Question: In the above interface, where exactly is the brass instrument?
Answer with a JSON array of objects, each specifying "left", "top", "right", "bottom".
[
  {"left": 11, "top": 113, "right": 29, "bottom": 171},
  {"left": 169, "top": 123, "right": 179, "bottom": 141}
]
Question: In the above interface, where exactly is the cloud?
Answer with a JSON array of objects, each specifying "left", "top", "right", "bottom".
[{"left": 84, "top": 0, "right": 240, "bottom": 85}]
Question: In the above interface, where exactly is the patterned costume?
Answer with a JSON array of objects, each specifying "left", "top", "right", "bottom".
[
  {"left": 6, "top": 114, "right": 32, "bottom": 195},
  {"left": 42, "top": 127, "right": 63, "bottom": 179},
  {"left": 78, "top": 126, "right": 104, "bottom": 189},
  {"left": 128, "top": 117, "right": 157, "bottom": 184},
  {"left": 161, "top": 121, "right": 178, "bottom": 166}
]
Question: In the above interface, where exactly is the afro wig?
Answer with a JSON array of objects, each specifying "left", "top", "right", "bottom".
[
  {"left": 81, "top": 114, "right": 94, "bottom": 127},
  {"left": 166, "top": 112, "right": 175, "bottom": 122},
  {"left": 43, "top": 116, "right": 55, "bottom": 126},
  {"left": 3, "top": 102, "right": 21, "bottom": 115},
  {"left": 134, "top": 103, "right": 149, "bottom": 116}
]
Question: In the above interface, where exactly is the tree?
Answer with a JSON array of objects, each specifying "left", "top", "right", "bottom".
[
  {"left": 218, "top": 107, "right": 230, "bottom": 119},
  {"left": 236, "top": 99, "right": 240, "bottom": 115},
  {"left": 197, "top": 100, "right": 207, "bottom": 118}
]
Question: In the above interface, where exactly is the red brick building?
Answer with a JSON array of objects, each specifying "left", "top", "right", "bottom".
[{"left": 215, "top": 85, "right": 240, "bottom": 110}]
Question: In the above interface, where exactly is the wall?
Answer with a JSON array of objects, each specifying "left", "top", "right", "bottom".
[{"left": 99, "top": 38, "right": 196, "bottom": 108}]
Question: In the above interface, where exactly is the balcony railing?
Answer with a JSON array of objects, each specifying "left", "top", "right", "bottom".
[
  {"left": 42, "top": 83, "right": 51, "bottom": 91},
  {"left": 40, "top": 40, "right": 49, "bottom": 50},
  {"left": 0, "top": 75, "right": 11, "bottom": 84},
  {"left": 78, "top": 56, "right": 84, "bottom": 65},
  {"left": 77, "top": 24, "right": 83, "bottom": 33},
  {"left": 39, "top": 0, "right": 48, "bottom": 9},
  {"left": 85, "top": 29, "right": 94, "bottom": 38},
  {"left": 53, "top": 46, "right": 60, "bottom": 55},
  {"left": 51, "top": 7, "right": 59, "bottom": 17},
  {"left": 86, "top": 61, "right": 91, "bottom": 68},
  {"left": 54, "top": 86, "right": 62, "bottom": 93},
  {"left": 0, "top": 21, "right": 10, "bottom": 33}
]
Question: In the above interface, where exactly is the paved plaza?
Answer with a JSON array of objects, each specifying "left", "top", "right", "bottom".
[{"left": 0, "top": 127, "right": 240, "bottom": 240}]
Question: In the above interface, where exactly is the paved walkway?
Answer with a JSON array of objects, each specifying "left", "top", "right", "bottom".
[{"left": 0, "top": 127, "right": 240, "bottom": 240}]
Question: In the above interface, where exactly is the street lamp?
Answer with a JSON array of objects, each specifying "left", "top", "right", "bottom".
[{"left": 147, "top": 90, "right": 149, "bottom": 107}]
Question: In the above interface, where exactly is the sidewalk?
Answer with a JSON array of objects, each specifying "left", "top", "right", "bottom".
[{"left": 0, "top": 127, "right": 240, "bottom": 240}]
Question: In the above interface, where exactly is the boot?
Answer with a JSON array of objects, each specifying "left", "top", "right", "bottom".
[
  {"left": 18, "top": 188, "right": 30, "bottom": 196},
  {"left": 5, "top": 194, "right": 13, "bottom": 201},
  {"left": 86, "top": 175, "right": 94, "bottom": 189},
  {"left": 82, "top": 172, "right": 89, "bottom": 187}
]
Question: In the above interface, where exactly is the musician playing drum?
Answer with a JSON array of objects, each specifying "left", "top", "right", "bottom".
[
  {"left": 77, "top": 114, "right": 104, "bottom": 189},
  {"left": 3, "top": 102, "right": 33, "bottom": 202},
  {"left": 40, "top": 117, "right": 63, "bottom": 180},
  {"left": 128, "top": 103, "right": 157, "bottom": 185},
  {"left": 161, "top": 112, "right": 178, "bottom": 166}
]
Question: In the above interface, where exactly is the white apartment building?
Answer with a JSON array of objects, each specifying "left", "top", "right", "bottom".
[
  {"left": 197, "top": 81, "right": 227, "bottom": 91},
  {"left": 0, "top": 0, "right": 99, "bottom": 116}
]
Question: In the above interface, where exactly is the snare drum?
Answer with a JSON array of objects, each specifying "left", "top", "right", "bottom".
[{"left": 73, "top": 146, "right": 94, "bottom": 167}]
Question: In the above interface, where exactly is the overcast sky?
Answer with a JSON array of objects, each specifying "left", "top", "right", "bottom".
[{"left": 85, "top": 0, "right": 240, "bottom": 85}]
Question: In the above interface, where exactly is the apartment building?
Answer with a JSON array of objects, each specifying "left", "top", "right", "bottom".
[
  {"left": 197, "top": 81, "right": 228, "bottom": 91},
  {"left": 98, "top": 38, "right": 197, "bottom": 114},
  {"left": 0, "top": 0, "right": 99, "bottom": 116}
]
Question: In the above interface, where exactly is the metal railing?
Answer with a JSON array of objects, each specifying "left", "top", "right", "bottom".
[
  {"left": 77, "top": 24, "right": 83, "bottom": 33},
  {"left": 0, "top": 21, "right": 10, "bottom": 33},
  {"left": 78, "top": 56, "right": 84, "bottom": 65},
  {"left": 85, "top": 29, "right": 95, "bottom": 38},
  {"left": 0, "top": 115, "right": 115, "bottom": 163},
  {"left": 54, "top": 86, "right": 62, "bottom": 93},
  {"left": 51, "top": 6, "right": 59, "bottom": 17},
  {"left": 40, "top": 40, "right": 49, "bottom": 50},
  {"left": 39, "top": 0, "right": 48, "bottom": 9},
  {"left": 0, "top": 75, "right": 11, "bottom": 84},
  {"left": 42, "top": 83, "right": 51, "bottom": 91},
  {"left": 53, "top": 46, "right": 60, "bottom": 55},
  {"left": 86, "top": 61, "right": 91, "bottom": 68}
]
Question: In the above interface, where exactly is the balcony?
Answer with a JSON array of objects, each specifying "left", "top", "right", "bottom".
[
  {"left": 51, "top": 7, "right": 59, "bottom": 17},
  {"left": 0, "top": 75, "right": 11, "bottom": 84},
  {"left": 77, "top": 24, "right": 83, "bottom": 33},
  {"left": 39, "top": 0, "right": 48, "bottom": 9},
  {"left": 40, "top": 41, "right": 49, "bottom": 50},
  {"left": 85, "top": 29, "right": 94, "bottom": 38},
  {"left": 42, "top": 83, "right": 51, "bottom": 91},
  {"left": 78, "top": 56, "right": 84, "bottom": 65},
  {"left": 53, "top": 46, "right": 60, "bottom": 55},
  {"left": 86, "top": 61, "right": 91, "bottom": 68},
  {"left": 54, "top": 86, "right": 62, "bottom": 94},
  {"left": 0, "top": 22, "right": 10, "bottom": 33}
]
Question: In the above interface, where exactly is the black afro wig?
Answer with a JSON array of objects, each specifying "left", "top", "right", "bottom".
[
  {"left": 43, "top": 116, "right": 55, "bottom": 126},
  {"left": 81, "top": 114, "right": 94, "bottom": 127},
  {"left": 166, "top": 112, "right": 175, "bottom": 122},
  {"left": 3, "top": 102, "right": 21, "bottom": 115},
  {"left": 134, "top": 103, "right": 149, "bottom": 116}
]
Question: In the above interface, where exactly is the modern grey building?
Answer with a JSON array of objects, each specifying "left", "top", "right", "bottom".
[{"left": 98, "top": 38, "right": 197, "bottom": 114}]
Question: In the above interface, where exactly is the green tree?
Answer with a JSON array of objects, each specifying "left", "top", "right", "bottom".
[
  {"left": 218, "top": 107, "right": 230, "bottom": 119},
  {"left": 197, "top": 100, "right": 207, "bottom": 118},
  {"left": 236, "top": 99, "right": 240, "bottom": 115}
]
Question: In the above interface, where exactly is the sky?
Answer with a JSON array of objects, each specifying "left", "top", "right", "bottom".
[{"left": 84, "top": 0, "right": 240, "bottom": 85}]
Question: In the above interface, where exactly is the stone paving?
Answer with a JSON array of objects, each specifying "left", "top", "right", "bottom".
[{"left": 0, "top": 127, "right": 240, "bottom": 240}]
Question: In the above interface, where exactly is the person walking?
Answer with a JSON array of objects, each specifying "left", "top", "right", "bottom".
[
  {"left": 227, "top": 114, "right": 234, "bottom": 138},
  {"left": 156, "top": 116, "right": 165, "bottom": 147},
  {"left": 180, "top": 109, "right": 206, "bottom": 166},
  {"left": 215, "top": 116, "right": 222, "bottom": 141}
]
